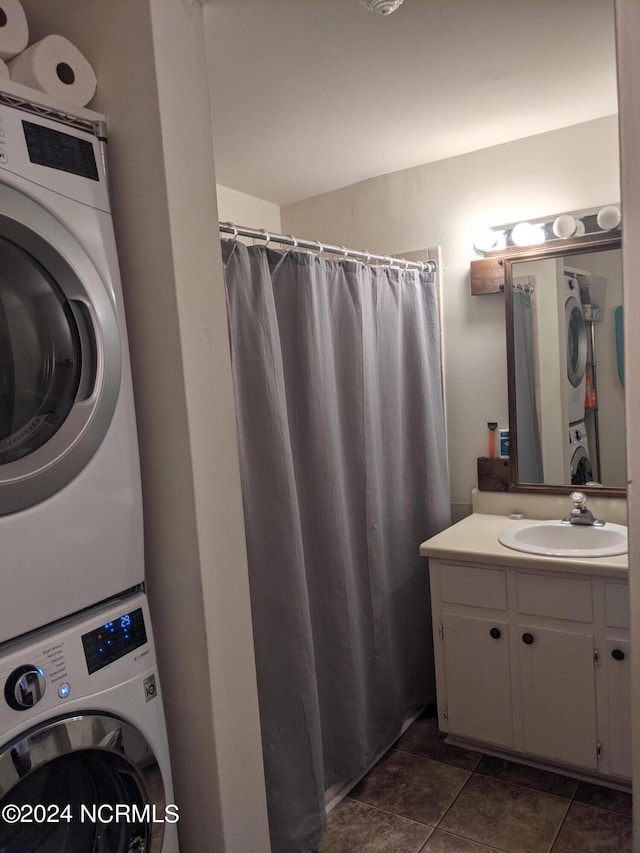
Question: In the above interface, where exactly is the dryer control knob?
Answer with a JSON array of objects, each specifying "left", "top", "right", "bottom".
[{"left": 5, "top": 665, "right": 46, "bottom": 711}]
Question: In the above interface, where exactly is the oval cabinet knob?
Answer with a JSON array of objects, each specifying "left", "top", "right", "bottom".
[
  {"left": 489, "top": 627, "right": 501, "bottom": 639},
  {"left": 611, "top": 648, "right": 625, "bottom": 661},
  {"left": 522, "top": 632, "right": 535, "bottom": 645}
]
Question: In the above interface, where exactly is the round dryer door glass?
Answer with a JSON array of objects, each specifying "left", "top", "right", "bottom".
[
  {"left": 0, "top": 237, "right": 84, "bottom": 464},
  {"left": 0, "top": 182, "right": 121, "bottom": 515},
  {"left": 566, "top": 300, "right": 587, "bottom": 387}
]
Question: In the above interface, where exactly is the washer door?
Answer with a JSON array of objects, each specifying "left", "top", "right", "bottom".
[
  {"left": 0, "top": 713, "right": 167, "bottom": 853},
  {"left": 565, "top": 293, "right": 587, "bottom": 388},
  {"left": 0, "top": 183, "right": 121, "bottom": 515},
  {"left": 571, "top": 445, "right": 593, "bottom": 486}
]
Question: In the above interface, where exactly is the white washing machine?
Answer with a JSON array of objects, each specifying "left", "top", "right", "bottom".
[
  {"left": 564, "top": 273, "right": 588, "bottom": 424},
  {"left": 569, "top": 422, "right": 593, "bottom": 486},
  {"left": 0, "top": 89, "right": 144, "bottom": 643},
  {"left": 0, "top": 591, "right": 178, "bottom": 853}
]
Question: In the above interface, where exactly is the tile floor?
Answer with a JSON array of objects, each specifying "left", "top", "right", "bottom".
[{"left": 319, "top": 711, "right": 632, "bottom": 852}]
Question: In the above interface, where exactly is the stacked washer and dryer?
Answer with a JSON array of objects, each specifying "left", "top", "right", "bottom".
[
  {"left": 563, "top": 272, "right": 594, "bottom": 485},
  {"left": 0, "top": 87, "right": 178, "bottom": 852}
]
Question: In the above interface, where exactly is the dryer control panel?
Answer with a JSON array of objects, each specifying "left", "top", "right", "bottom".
[{"left": 0, "top": 100, "right": 109, "bottom": 211}]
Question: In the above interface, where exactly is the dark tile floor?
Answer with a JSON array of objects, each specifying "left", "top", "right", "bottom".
[{"left": 319, "top": 712, "right": 632, "bottom": 852}]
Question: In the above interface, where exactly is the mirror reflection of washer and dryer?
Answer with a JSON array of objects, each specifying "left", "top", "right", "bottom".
[
  {"left": 564, "top": 271, "right": 594, "bottom": 486},
  {"left": 0, "top": 87, "right": 178, "bottom": 853}
]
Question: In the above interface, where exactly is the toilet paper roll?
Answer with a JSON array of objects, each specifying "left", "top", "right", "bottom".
[
  {"left": 7, "top": 34, "right": 97, "bottom": 107},
  {"left": 0, "top": 0, "right": 29, "bottom": 61},
  {"left": 0, "top": 58, "right": 10, "bottom": 80}
]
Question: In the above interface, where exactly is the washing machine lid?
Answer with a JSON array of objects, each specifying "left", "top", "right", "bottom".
[
  {"left": 0, "top": 712, "right": 167, "bottom": 853},
  {"left": 0, "top": 182, "right": 121, "bottom": 515},
  {"left": 565, "top": 293, "right": 588, "bottom": 388}
]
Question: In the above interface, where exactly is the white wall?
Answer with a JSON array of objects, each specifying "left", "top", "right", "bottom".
[
  {"left": 282, "top": 116, "right": 620, "bottom": 519},
  {"left": 217, "top": 184, "right": 282, "bottom": 233},
  {"left": 19, "top": 2, "right": 270, "bottom": 851}
]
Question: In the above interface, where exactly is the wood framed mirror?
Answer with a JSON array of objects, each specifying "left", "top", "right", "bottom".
[{"left": 478, "top": 230, "right": 623, "bottom": 496}]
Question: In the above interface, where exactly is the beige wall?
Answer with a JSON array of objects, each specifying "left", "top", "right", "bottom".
[
  {"left": 614, "top": 1, "right": 640, "bottom": 847},
  {"left": 217, "top": 184, "right": 282, "bottom": 233},
  {"left": 19, "top": 1, "right": 270, "bottom": 850},
  {"left": 281, "top": 116, "right": 620, "bottom": 519}
]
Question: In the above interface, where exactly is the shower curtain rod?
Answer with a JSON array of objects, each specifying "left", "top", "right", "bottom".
[{"left": 219, "top": 221, "right": 436, "bottom": 272}]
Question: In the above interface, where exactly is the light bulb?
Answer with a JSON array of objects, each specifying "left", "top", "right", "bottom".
[
  {"left": 552, "top": 214, "right": 577, "bottom": 238},
  {"left": 574, "top": 219, "right": 585, "bottom": 236},
  {"left": 472, "top": 227, "right": 499, "bottom": 254},
  {"left": 493, "top": 231, "right": 507, "bottom": 251},
  {"left": 597, "top": 205, "right": 621, "bottom": 231},
  {"left": 511, "top": 222, "right": 545, "bottom": 247}
]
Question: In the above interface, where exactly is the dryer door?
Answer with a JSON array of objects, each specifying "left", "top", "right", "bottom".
[
  {"left": 0, "top": 183, "right": 121, "bottom": 515},
  {"left": 565, "top": 293, "right": 588, "bottom": 388},
  {"left": 0, "top": 713, "right": 168, "bottom": 852}
]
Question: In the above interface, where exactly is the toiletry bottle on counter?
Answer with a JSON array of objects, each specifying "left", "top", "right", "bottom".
[
  {"left": 487, "top": 422, "right": 497, "bottom": 458},
  {"left": 499, "top": 428, "right": 510, "bottom": 458}
]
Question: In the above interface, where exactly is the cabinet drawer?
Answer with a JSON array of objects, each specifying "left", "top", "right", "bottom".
[
  {"left": 516, "top": 573, "right": 592, "bottom": 622},
  {"left": 605, "top": 583, "right": 629, "bottom": 629},
  {"left": 440, "top": 564, "right": 507, "bottom": 610}
]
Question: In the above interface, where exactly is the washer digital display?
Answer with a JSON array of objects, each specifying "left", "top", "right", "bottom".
[
  {"left": 82, "top": 607, "right": 147, "bottom": 674},
  {"left": 22, "top": 120, "right": 99, "bottom": 181}
]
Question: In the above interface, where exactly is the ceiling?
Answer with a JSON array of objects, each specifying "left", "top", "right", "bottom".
[{"left": 206, "top": 0, "right": 617, "bottom": 207}]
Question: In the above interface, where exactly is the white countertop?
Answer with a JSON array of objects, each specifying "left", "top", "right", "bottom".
[{"left": 420, "top": 513, "right": 628, "bottom": 578}]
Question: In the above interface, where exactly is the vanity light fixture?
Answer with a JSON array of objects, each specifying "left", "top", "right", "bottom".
[{"left": 472, "top": 205, "right": 621, "bottom": 256}]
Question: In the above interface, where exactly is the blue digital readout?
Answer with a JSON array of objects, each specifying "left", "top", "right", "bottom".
[{"left": 82, "top": 607, "right": 147, "bottom": 674}]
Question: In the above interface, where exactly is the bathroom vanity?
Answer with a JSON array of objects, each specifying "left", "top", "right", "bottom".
[{"left": 420, "top": 510, "right": 630, "bottom": 786}]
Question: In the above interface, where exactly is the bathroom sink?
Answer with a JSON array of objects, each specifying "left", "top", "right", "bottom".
[{"left": 498, "top": 520, "right": 628, "bottom": 558}]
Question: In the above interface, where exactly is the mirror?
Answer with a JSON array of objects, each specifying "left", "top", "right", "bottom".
[{"left": 503, "top": 232, "right": 624, "bottom": 496}]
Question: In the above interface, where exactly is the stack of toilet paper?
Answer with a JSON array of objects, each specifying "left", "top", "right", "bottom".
[{"left": 0, "top": 0, "right": 97, "bottom": 107}]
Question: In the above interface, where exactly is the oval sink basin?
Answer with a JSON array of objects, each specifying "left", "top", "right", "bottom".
[{"left": 498, "top": 520, "right": 628, "bottom": 558}]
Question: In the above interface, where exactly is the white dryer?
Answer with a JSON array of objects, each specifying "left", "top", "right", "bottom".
[
  {"left": 0, "top": 91, "right": 143, "bottom": 643},
  {"left": 0, "top": 591, "right": 178, "bottom": 853},
  {"left": 564, "top": 273, "right": 588, "bottom": 424}
]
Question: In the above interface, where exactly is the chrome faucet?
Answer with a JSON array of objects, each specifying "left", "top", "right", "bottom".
[{"left": 562, "top": 491, "right": 605, "bottom": 526}]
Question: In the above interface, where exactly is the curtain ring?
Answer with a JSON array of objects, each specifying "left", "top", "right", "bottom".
[
  {"left": 385, "top": 255, "right": 394, "bottom": 267},
  {"left": 365, "top": 251, "right": 371, "bottom": 265},
  {"left": 314, "top": 240, "right": 324, "bottom": 257},
  {"left": 258, "top": 228, "right": 272, "bottom": 248},
  {"left": 286, "top": 234, "right": 298, "bottom": 249},
  {"left": 340, "top": 245, "right": 349, "bottom": 259},
  {"left": 221, "top": 221, "right": 238, "bottom": 241}
]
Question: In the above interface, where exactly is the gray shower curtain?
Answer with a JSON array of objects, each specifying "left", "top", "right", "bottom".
[
  {"left": 513, "top": 289, "right": 543, "bottom": 483},
  {"left": 222, "top": 240, "right": 451, "bottom": 852}
]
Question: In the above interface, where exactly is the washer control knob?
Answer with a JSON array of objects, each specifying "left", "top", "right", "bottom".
[{"left": 5, "top": 665, "right": 46, "bottom": 711}]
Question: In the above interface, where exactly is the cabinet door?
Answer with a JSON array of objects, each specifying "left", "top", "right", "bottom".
[
  {"left": 518, "top": 624, "right": 597, "bottom": 769},
  {"left": 605, "top": 638, "right": 631, "bottom": 779},
  {"left": 442, "top": 613, "right": 513, "bottom": 748}
]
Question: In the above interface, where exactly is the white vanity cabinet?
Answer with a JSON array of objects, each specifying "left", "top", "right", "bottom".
[{"left": 429, "top": 557, "right": 631, "bottom": 783}]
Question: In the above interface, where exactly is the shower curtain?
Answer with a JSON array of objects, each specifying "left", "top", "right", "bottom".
[
  {"left": 222, "top": 240, "right": 451, "bottom": 852},
  {"left": 513, "top": 289, "right": 543, "bottom": 483}
]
